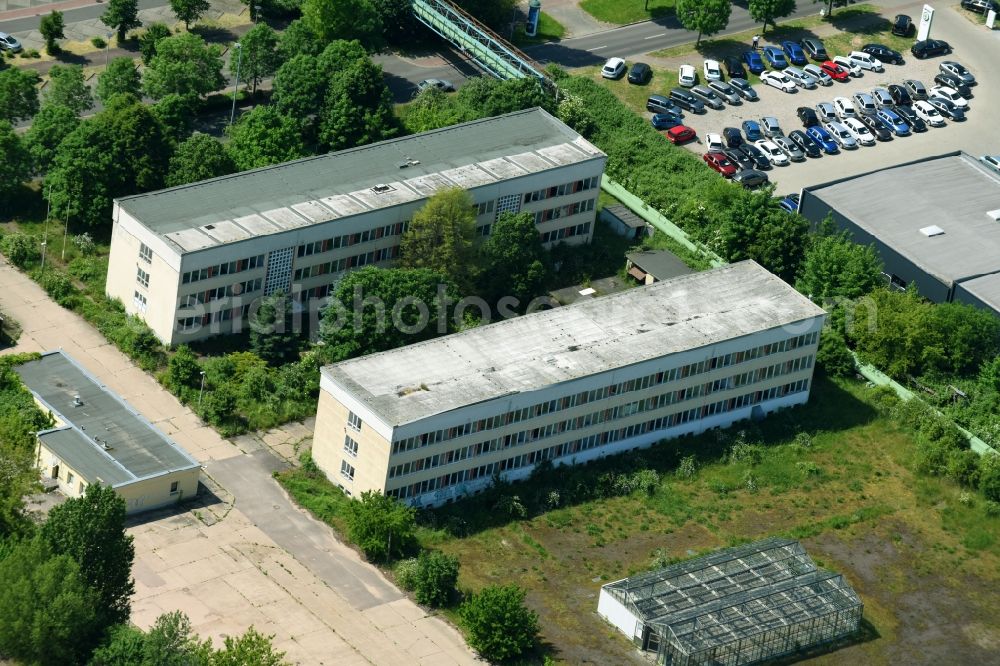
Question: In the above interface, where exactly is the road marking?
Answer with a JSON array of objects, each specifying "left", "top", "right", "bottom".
[
  {"left": 644, "top": 34, "right": 662, "bottom": 40},
  {"left": 588, "top": 45, "right": 608, "bottom": 51}
]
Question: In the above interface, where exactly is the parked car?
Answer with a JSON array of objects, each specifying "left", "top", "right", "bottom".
[
  {"left": 815, "top": 101, "right": 838, "bottom": 123},
  {"left": 762, "top": 46, "right": 789, "bottom": 69},
  {"left": 887, "top": 84, "right": 912, "bottom": 106},
  {"left": 912, "top": 100, "right": 946, "bottom": 126},
  {"left": 784, "top": 67, "right": 818, "bottom": 89},
  {"left": 927, "top": 96, "right": 966, "bottom": 120},
  {"left": 980, "top": 154, "right": 1000, "bottom": 174},
  {"left": 863, "top": 44, "right": 904, "bottom": 65},
  {"left": 893, "top": 104, "right": 927, "bottom": 132},
  {"left": 729, "top": 78, "right": 759, "bottom": 101},
  {"left": 800, "top": 37, "right": 828, "bottom": 61},
  {"left": 724, "top": 148, "right": 754, "bottom": 170},
  {"left": 651, "top": 113, "right": 684, "bottom": 130},
  {"left": 820, "top": 61, "right": 850, "bottom": 82},
  {"left": 755, "top": 140, "right": 790, "bottom": 166},
  {"left": 848, "top": 51, "right": 883, "bottom": 72},
  {"left": 843, "top": 117, "right": 876, "bottom": 146},
  {"left": 876, "top": 108, "right": 911, "bottom": 136},
  {"left": 739, "top": 143, "right": 771, "bottom": 170},
  {"left": 760, "top": 116, "right": 783, "bottom": 138},
  {"left": 934, "top": 73, "right": 972, "bottom": 98},
  {"left": 832, "top": 56, "right": 862, "bottom": 77},
  {"left": 833, "top": 97, "right": 856, "bottom": 119},
  {"left": 961, "top": 0, "right": 999, "bottom": 13},
  {"left": 858, "top": 112, "right": 894, "bottom": 140},
  {"left": 690, "top": 85, "right": 725, "bottom": 110},
  {"left": 0, "top": 32, "right": 22, "bottom": 53},
  {"left": 669, "top": 88, "right": 706, "bottom": 113},
  {"left": 892, "top": 14, "right": 914, "bottom": 37},
  {"left": 724, "top": 55, "right": 747, "bottom": 79},
  {"left": 825, "top": 121, "right": 859, "bottom": 150},
  {"left": 703, "top": 59, "right": 723, "bottom": 82},
  {"left": 903, "top": 79, "right": 928, "bottom": 100},
  {"left": 664, "top": 125, "right": 697, "bottom": 143},
  {"left": 806, "top": 126, "right": 839, "bottom": 154},
  {"left": 679, "top": 64, "right": 697, "bottom": 87},
  {"left": 803, "top": 64, "right": 832, "bottom": 86},
  {"left": 601, "top": 57, "right": 627, "bottom": 79},
  {"left": 703, "top": 151, "right": 737, "bottom": 177},
  {"left": 797, "top": 106, "right": 820, "bottom": 127},
  {"left": 742, "top": 119, "right": 764, "bottom": 142},
  {"left": 628, "top": 62, "right": 652, "bottom": 84},
  {"left": 871, "top": 87, "right": 895, "bottom": 108},
  {"left": 773, "top": 136, "right": 805, "bottom": 162},
  {"left": 708, "top": 80, "right": 742, "bottom": 104},
  {"left": 742, "top": 50, "right": 766, "bottom": 74},
  {"left": 778, "top": 194, "right": 800, "bottom": 213},
  {"left": 940, "top": 61, "right": 976, "bottom": 86},
  {"left": 852, "top": 92, "right": 878, "bottom": 115},
  {"left": 760, "top": 71, "right": 796, "bottom": 92},
  {"left": 646, "top": 94, "right": 678, "bottom": 114},
  {"left": 418, "top": 78, "right": 455, "bottom": 92},
  {"left": 930, "top": 85, "right": 969, "bottom": 108},
  {"left": 788, "top": 130, "right": 823, "bottom": 158},
  {"left": 911, "top": 39, "right": 951, "bottom": 59},
  {"left": 732, "top": 169, "right": 769, "bottom": 188},
  {"left": 782, "top": 41, "right": 808, "bottom": 66},
  {"left": 722, "top": 127, "right": 744, "bottom": 148},
  {"left": 705, "top": 133, "right": 725, "bottom": 152}
]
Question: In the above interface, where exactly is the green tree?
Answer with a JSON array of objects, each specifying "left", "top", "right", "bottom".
[
  {"left": 233, "top": 24, "right": 281, "bottom": 95},
  {"left": 748, "top": 0, "right": 797, "bottom": 32},
  {"left": 815, "top": 326, "right": 855, "bottom": 377},
  {"left": 318, "top": 57, "right": 397, "bottom": 151},
  {"left": 709, "top": 190, "right": 808, "bottom": 282},
  {"left": 45, "top": 64, "right": 94, "bottom": 114},
  {"left": 88, "top": 624, "right": 149, "bottom": 665},
  {"left": 371, "top": 0, "right": 417, "bottom": 44},
  {"left": 0, "top": 122, "right": 30, "bottom": 207},
  {"left": 980, "top": 453, "right": 1000, "bottom": 502},
  {"left": 143, "top": 611, "right": 213, "bottom": 665},
  {"left": 39, "top": 10, "right": 66, "bottom": 54},
  {"left": 400, "top": 188, "right": 477, "bottom": 291},
  {"left": 410, "top": 550, "right": 460, "bottom": 607},
  {"left": 277, "top": 18, "right": 321, "bottom": 60},
  {"left": 272, "top": 53, "right": 325, "bottom": 117},
  {"left": 225, "top": 105, "right": 308, "bottom": 171},
  {"left": 556, "top": 92, "right": 596, "bottom": 138},
  {"left": 0, "top": 444, "right": 38, "bottom": 538},
  {"left": 674, "top": 0, "right": 731, "bottom": 45},
  {"left": 478, "top": 211, "right": 548, "bottom": 309},
  {"left": 167, "top": 132, "right": 235, "bottom": 186},
  {"left": 44, "top": 121, "right": 116, "bottom": 229},
  {"left": 170, "top": 0, "right": 210, "bottom": 29},
  {"left": 459, "top": 584, "right": 539, "bottom": 662},
  {"left": 99, "top": 93, "right": 172, "bottom": 193},
  {"left": 143, "top": 32, "right": 225, "bottom": 100},
  {"left": 166, "top": 344, "right": 202, "bottom": 394},
  {"left": 400, "top": 87, "right": 466, "bottom": 133},
  {"left": 212, "top": 627, "right": 287, "bottom": 666},
  {"left": 153, "top": 93, "right": 199, "bottom": 140},
  {"left": 139, "top": 22, "right": 173, "bottom": 65},
  {"left": 345, "top": 490, "right": 417, "bottom": 561},
  {"left": 795, "top": 228, "right": 883, "bottom": 302},
  {"left": 40, "top": 484, "right": 135, "bottom": 629},
  {"left": 250, "top": 291, "right": 297, "bottom": 365},
  {"left": 0, "top": 233, "right": 41, "bottom": 269},
  {"left": 302, "top": 0, "right": 382, "bottom": 50},
  {"left": 454, "top": 0, "right": 516, "bottom": 29},
  {"left": 0, "top": 537, "right": 101, "bottom": 665},
  {"left": 97, "top": 57, "right": 142, "bottom": 103},
  {"left": 101, "top": 0, "right": 142, "bottom": 42},
  {"left": 455, "top": 76, "right": 553, "bottom": 119},
  {"left": 201, "top": 383, "right": 238, "bottom": 425},
  {"left": 0, "top": 68, "right": 40, "bottom": 123}
]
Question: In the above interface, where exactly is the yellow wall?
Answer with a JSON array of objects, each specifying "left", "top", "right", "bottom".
[{"left": 313, "top": 388, "right": 391, "bottom": 498}]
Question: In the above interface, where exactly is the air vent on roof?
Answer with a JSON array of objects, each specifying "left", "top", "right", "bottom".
[
  {"left": 397, "top": 158, "right": 421, "bottom": 169},
  {"left": 987, "top": 209, "right": 1000, "bottom": 222},
  {"left": 371, "top": 184, "right": 395, "bottom": 194},
  {"left": 919, "top": 225, "right": 945, "bottom": 237},
  {"left": 204, "top": 224, "right": 215, "bottom": 230},
  {"left": 73, "top": 394, "right": 83, "bottom": 407}
]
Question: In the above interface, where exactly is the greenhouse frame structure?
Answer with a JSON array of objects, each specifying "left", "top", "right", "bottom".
[{"left": 597, "top": 538, "right": 863, "bottom": 666}]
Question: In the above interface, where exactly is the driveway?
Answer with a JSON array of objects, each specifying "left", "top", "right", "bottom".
[{"left": 0, "top": 258, "right": 477, "bottom": 665}]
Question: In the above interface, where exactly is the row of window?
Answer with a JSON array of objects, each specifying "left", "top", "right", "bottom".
[
  {"left": 136, "top": 267, "right": 150, "bottom": 288},
  {"left": 541, "top": 222, "right": 591, "bottom": 244},
  {"left": 341, "top": 460, "right": 355, "bottom": 481},
  {"left": 177, "top": 303, "right": 254, "bottom": 330},
  {"left": 344, "top": 435, "right": 359, "bottom": 457},
  {"left": 534, "top": 198, "right": 596, "bottom": 225},
  {"left": 179, "top": 278, "right": 263, "bottom": 308},
  {"left": 387, "top": 358, "right": 812, "bottom": 480},
  {"left": 474, "top": 200, "right": 495, "bottom": 217},
  {"left": 293, "top": 246, "right": 398, "bottom": 282},
  {"left": 182, "top": 255, "right": 266, "bottom": 284},
  {"left": 133, "top": 291, "right": 147, "bottom": 314},
  {"left": 390, "top": 333, "right": 819, "bottom": 455},
  {"left": 523, "top": 177, "right": 600, "bottom": 204},
  {"left": 296, "top": 223, "right": 409, "bottom": 258},
  {"left": 139, "top": 243, "right": 153, "bottom": 264},
  {"left": 386, "top": 379, "right": 811, "bottom": 500}
]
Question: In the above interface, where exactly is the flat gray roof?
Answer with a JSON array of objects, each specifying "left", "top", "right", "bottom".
[
  {"left": 627, "top": 250, "right": 693, "bottom": 282},
  {"left": 15, "top": 351, "right": 200, "bottom": 487},
  {"left": 803, "top": 152, "right": 1000, "bottom": 287},
  {"left": 117, "top": 108, "right": 604, "bottom": 254},
  {"left": 957, "top": 273, "right": 1000, "bottom": 311},
  {"left": 323, "top": 261, "right": 825, "bottom": 427}
]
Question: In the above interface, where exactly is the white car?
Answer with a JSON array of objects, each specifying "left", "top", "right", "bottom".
[
  {"left": 843, "top": 118, "right": 876, "bottom": 146},
  {"left": 784, "top": 67, "right": 817, "bottom": 89},
  {"left": 832, "top": 55, "right": 863, "bottom": 77},
  {"left": 981, "top": 155, "right": 1000, "bottom": 174},
  {"left": 755, "top": 139, "right": 790, "bottom": 166},
  {"left": 679, "top": 64, "right": 697, "bottom": 87},
  {"left": 760, "top": 71, "right": 797, "bottom": 93},
  {"left": 912, "top": 100, "right": 945, "bottom": 126},
  {"left": 833, "top": 97, "right": 856, "bottom": 118},
  {"left": 703, "top": 59, "right": 722, "bottom": 82},
  {"left": 930, "top": 85, "right": 969, "bottom": 108},
  {"left": 601, "top": 57, "right": 626, "bottom": 79},
  {"left": 706, "top": 133, "right": 724, "bottom": 152},
  {"left": 803, "top": 63, "right": 832, "bottom": 86},
  {"left": 825, "top": 121, "right": 859, "bottom": 150},
  {"left": 848, "top": 51, "right": 883, "bottom": 72}
]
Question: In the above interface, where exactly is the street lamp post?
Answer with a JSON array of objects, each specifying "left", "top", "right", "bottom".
[
  {"left": 105, "top": 31, "right": 113, "bottom": 66},
  {"left": 198, "top": 371, "right": 206, "bottom": 408},
  {"left": 229, "top": 42, "right": 243, "bottom": 127}
]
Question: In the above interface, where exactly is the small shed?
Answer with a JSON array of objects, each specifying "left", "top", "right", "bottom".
[
  {"left": 601, "top": 204, "right": 649, "bottom": 240},
  {"left": 626, "top": 250, "right": 693, "bottom": 285}
]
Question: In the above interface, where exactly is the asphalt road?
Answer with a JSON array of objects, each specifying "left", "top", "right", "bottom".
[{"left": 0, "top": 0, "right": 166, "bottom": 32}]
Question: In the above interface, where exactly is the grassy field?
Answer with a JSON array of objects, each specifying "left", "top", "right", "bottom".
[
  {"left": 581, "top": 0, "right": 675, "bottom": 25},
  {"left": 575, "top": 64, "right": 679, "bottom": 116},
  {"left": 513, "top": 12, "right": 567, "bottom": 46}
]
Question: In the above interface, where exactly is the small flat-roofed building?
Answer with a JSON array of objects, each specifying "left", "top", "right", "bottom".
[
  {"left": 312, "top": 261, "right": 825, "bottom": 507},
  {"left": 602, "top": 204, "right": 649, "bottom": 240},
  {"left": 626, "top": 250, "right": 693, "bottom": 285},
  {"left": 597, "top": 538, "right": 863, "bottom": 666},
  {"left": 107, "top": 107, "right": 607, "bottom": 345},
  {"left": 14, "top": 351, "right": 201, "bottom": 514},
  {"left": 799, "top": 151, "right": 1000, "bottom": 316}
]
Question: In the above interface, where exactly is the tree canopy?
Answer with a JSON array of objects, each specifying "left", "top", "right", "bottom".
[
  {"left": 459, "top": 584, "right": 539, "bottom": 662},
  {"left": 0, "top": 68, "right": 41, "bottom": 123},
  {"left": 0, "top": 122, "right": 30, "bottom": 208},
  {"left": 39, "top": 10, "right": 66, "bottom": 54},
  {"left": 233, "top": 24, "right": 281, "bottom": 94},
  {"left": 97, "top": 57, "right": 143, "bottom": 103},
  {"left": 167, "top": 132, "right": 235, "bottom": 187},
  {"left": 139, "top": 22, "right": 172, "bottom": 65},
  {"left": 170, "top": 0, "right": 211, "bottom": 29},
  {"left": 302, "top": 0, "right": 382, "bottom": 51},
  {"left": 249, "top": 291, "right": 298, "bottom": 365},
  {"left": 478, "top": 211, "right": 548, "bottom": 310},
  {"left": 143, "top": 32, "right": 225, "bottom": 100},
  {"left": 748, "top": 0, "right": 798, "bottom": 32},
  {"left": 45, "top": 64, "right": 94, "bottom": 114},
  {"left": 795, "top": 227, "right": 883, "bottom": 302},
  {"left": 101, "top": 0, "right": 142, "bottom": 42},
  {"left": 400, "top": 188, "right": 478, "bottom": 292},
  {"left": 225, "top": 105, "right": 308, "bottom": 171},
  {"left": 345, "top": 490, "right": 417, "bottom": 561},
  {"left": 318, "top": 57, "right": 397, "bottom": 151},
  {"left": 675, "top": 0, "right": 731, "bottom": 44}
]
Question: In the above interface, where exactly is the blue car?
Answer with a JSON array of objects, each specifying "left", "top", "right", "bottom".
[
  {"left": 778, "top": 193, "right": 800, "bottom": 213},
  {"left": 781, "top": 41, "right": 808, "bottom": 66},
  {"left": 742, "top": 50, "right": 765, "bottom": 74},
  {"left": 762, "top": 46, "right": 788, "bottom": 69},
  {"left": 876, "top": 108, "right": 910, "bottom": 136},
  {"left": 806, "top": 126, "right": 839, "bottom": 154},
  {"left": 741, "top": 119, "right": 764, "bottom": 142},
  {"left": 651, "top": 113, "right": 683, "bottom": 130}
]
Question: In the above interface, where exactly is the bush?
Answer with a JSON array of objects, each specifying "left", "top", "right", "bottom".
[
  {"left": 979, "top": 453, "right": 1000, "bottom": 502},
  {"left": 345, "top": 491, "right": 417, "bottom": 561},
  {"left": 37, "top": 270, "right": 77, "bottom": 306},
  {"left": 409, "top": 551, "right": 459, "bottom": 607},
  {"left": 91, "top": 36, "right": 106, "bottom": 48},
  {"left": 460, "top": 584, "right": 538, "bottom": 662},
  {"left": 947, "top": 449, "right": 981, "bottom": 488},
  {"left": 0, "top": 233, "right": 39, "bottom": 268},
  {"left": 394, "top": 557, "right": 419, "bottom": 591}
]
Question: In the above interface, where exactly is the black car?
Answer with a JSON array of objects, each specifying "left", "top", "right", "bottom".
[
  {"left": 887, "top": 84, "right": 912, "bottom": 106},
  {"left": 858, "top": 113, "right": 893, "bottom": 141},
  {"left": 892, "top": 14, "right": 914, "bottom": 37},
  {"left": 723, "top": 55, "right": 747, "bottom": 80},
  {"left": 799, "top": 37, "right": 828, "bottom": 61},
  {"left": 669, "top": 88, "right": 706, "bottom": 113},
  {"left": 961, "top": 0, "right": 1000, "bottom": 13},
  {"left": 863, "top": 43, "right": 904, "bottom": 65},
  {"left": 738, "top": 143, "right": 771, "bottom": 170},
  {"left": 724, "top": 148, "right": 754, "bottom": 170},
  {"left": 894, "top": 104, "right": 927, "bottom": 132},
  {"left": 722, "top": 127, "right": 744, "bottom": 148},
  {"left": 911, "top": 39, "right": 951, "bottom": 59},
  {"left": 928, "top": 96, "right": 965, "bottom": 120},
  {"left": 628, "top": 62, "right": 652, "bottom": 84},
  {"left": 787, "top": 130, "right": 822, "bottom": 158},
  {"left": 796, "top": 106, "right": 820, "bottom": 127},
  {"left": 934, "top": 72, "right": 972, "bottom": 98}
]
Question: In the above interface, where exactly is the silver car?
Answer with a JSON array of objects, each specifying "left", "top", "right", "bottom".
[
  {"left": 0, "top": 32, "right": 22, "bottom": 53},
  {"left": 815, "top": 102, "right": 838, "bottom": 123},
  {"left": 729, "top": 78, "right": 759, "bottom": 101},
  {"left": 690, "top": 85, "right": 726, "bottom": 110},
  {"left": 784, "top": 67, "right": 818, "bottom": 89},
  {"left": 708, "top": 80, "right": 742, "bottom": 105},
  {"left": 773, "top": 136, "right": 805, "bottom": 162},
  {"left": 803, "top": 64, "right": 833, "bottom": 86},
  {"left": 852, "top": 92, "right": 878, "bottom": 115},
  {"left": 871, "top": 87, "right": 894, "bottom": 108},
  {"left": 826, "top": 121, "right": 859, "bottom": 149}
]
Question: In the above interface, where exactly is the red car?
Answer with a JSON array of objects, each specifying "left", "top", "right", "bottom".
[
  {"left": 702, "top": 151, "right": 737, "bottom": 177},
  {"left": 664, "top": 125, "right": 696, "bottom": 144},
  {"left": 820, "top": 60, "right": 850, "bottom": 82}
]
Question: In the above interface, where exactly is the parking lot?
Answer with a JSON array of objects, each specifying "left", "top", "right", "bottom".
[{"left": 657, "top": 5, "right": 1000, "bottom": 195}]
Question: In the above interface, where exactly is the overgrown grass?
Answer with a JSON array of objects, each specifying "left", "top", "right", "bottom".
[
  {"left": 577, "top": 63, "right": 679, "bottom": 116},
  {"left": 580, "top": 0, "right": 674, "bottom": 25},
  {"left": 512, "top": 12, "right": 566, "bottom": 46}
]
